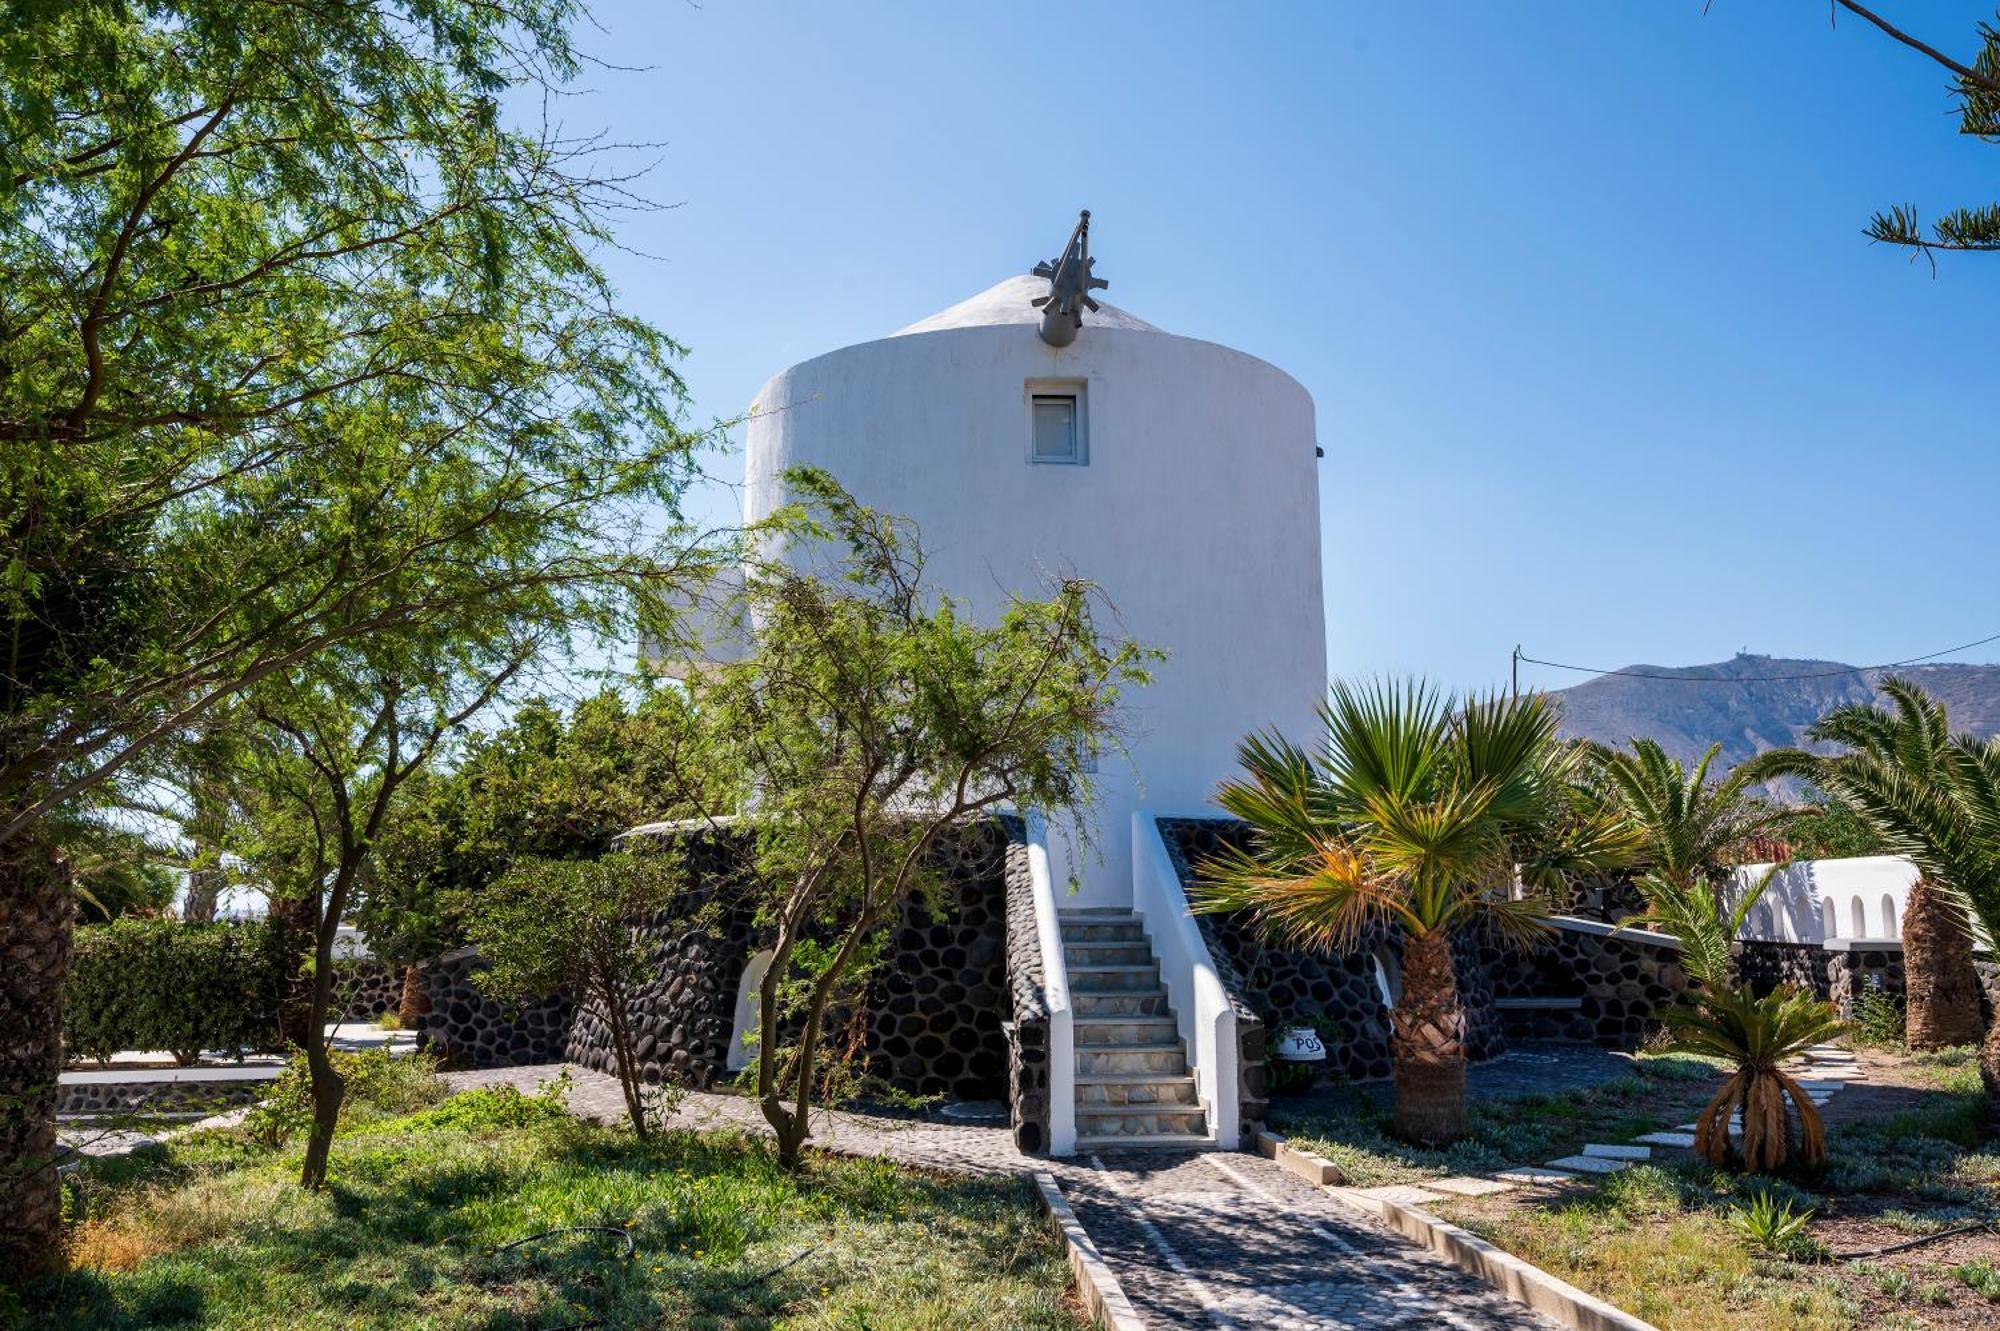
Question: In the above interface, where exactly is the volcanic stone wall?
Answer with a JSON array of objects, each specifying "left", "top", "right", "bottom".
[
  {"left": 561, "top": 820, "right": 1015, "bottom": 1104},
  {"left": 1483, "top": 918, "right": 1690, "bottom": 1044},
  {"left": 416, "top": 948, "right": 574, "bottom": 1068},
  {"left": 564, "top": 832, "right": 758, "bottom": 1089},
  {"left": 336, "top": 959, "right": 403, "bottom": 1022},
  {"left": 1737, "top": 939, "right": 1830, "bottom": 1000},
  {"left": 1825, "top": 941, "right": 1905, "bottom": 1017}
]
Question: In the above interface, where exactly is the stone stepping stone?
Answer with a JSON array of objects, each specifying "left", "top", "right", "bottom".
[
  {"left": 1635, "top": 1131, "right": 1696, "bottom": 1148},
  {"left": 1582, "top": 1143, "right": 1651, "bottom": 1160},
  {"left": 1546, "top": 1154, "right": 1628, "bottom": 1174},
  {"left": 1354, "top": 1183, "right": 1445, "bottom": 1207},
  {"left": 1495, "top": 1165, "right": 1577, "bottom": 1184},
  {"left": 1427, "top": 1175, "right": 1515, "bottom": 1197}
]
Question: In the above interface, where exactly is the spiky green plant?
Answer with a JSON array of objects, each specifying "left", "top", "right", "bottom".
[
  {"left": 1191, "top": 679, "right": 1636, "bottom": 1144},
  {"left": 1670, "top": 984, "right": 1842, "bottom": 1172}
]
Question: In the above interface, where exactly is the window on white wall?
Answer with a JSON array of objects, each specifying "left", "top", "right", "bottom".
[
  {"left": 1882, "top": 894, "right": 1899, "bottom": 939},
  {"left": 1028, "top": 385, "right": 1086, "bottom": 464},
  {"left": 1822, "top": 899, "right": 1838, "bottom": 940},
  {"left": 1851, "top": 898, "right": 1867, "bottom": 938}
]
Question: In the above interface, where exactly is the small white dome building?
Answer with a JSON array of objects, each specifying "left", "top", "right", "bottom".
[{"left": 741, "top": 221, "right": 1327, "bottom": 907}]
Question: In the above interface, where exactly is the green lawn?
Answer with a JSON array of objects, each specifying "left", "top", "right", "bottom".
[{"left": 12, "top": 1079, "right": 1084, "bottom": 1331}]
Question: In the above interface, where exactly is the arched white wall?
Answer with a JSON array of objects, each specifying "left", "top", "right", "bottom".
[
  {"left": 1731, "top": 855, "right": 1921, "bottom": 943},
  {"left": 744, "top": 319, "right": 1326, "bottom": 905}
]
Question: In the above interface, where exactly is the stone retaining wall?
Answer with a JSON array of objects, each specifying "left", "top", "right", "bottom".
[
  {"left": 1737, "top": 939, "right": 1829, "bottom": 1001},
  {"left": 417, "top": 948, "right": 575, "bottom": 1068},
  {"left": 1000, "top": 818, "right": 1052, "bottom": 1153},
  {"left": 58, "top": 1072, "right": 276, "bottom": 1117},
  {"left": 1481, "top": 918, "right": 1689, "bottom": 1046},
  {"left": 336, "top": 959, "right": 403, "bottom": 1022}
]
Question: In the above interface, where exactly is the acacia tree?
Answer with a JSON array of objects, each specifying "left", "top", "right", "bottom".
[
  {"left": 0, "top": 1, "right": 700, "bottom": 1269},
  {"left": 647, "top": 472, "right": 1149, "bottom": 1169},
  {"left": 237, "top": 637, "right": 532, "bottom": 1190},
  {"left": 1803, "top": 3, "right": 2000, "bottom": 260}
]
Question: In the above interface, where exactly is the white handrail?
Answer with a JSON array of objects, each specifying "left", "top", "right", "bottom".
[
  {"left": 1026, "top": 813, "right": 1076, "bottom": 1156},
  {"left": 1131, "top": 811, "right": 1238, "bottom": 1149}
]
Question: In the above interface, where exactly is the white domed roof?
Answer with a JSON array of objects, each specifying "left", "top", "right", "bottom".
[{"left": 891, "top": 274, "right": 1162, "bottom": 338}]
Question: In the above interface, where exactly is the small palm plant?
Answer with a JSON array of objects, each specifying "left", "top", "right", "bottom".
[
  {"left": 1671, "top": 983, "right": 1841, "bottom": 1171},
  {"left": 1190, "top": 679, "right": 1633, "bottom": 1144},
  {"left": 1590, "top": 738, "right": 1788, "bottom": 890}
]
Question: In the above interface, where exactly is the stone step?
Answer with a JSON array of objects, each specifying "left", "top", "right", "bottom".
[
  {"left": 1067, "top": 963, "right": 1161, "bottom": 992},
  {"left": 1062, "top": 940, "right": 1154, "bottom": 966},
  {"left": 1058, "top": 921, "right": 1148, "bottom": 944},
  {"left": 1073, "top": 1016, "right": 1181, "bottom": 1047},
  {"left": 1076, "top": 1043, "right": 1189, "bottom": 1077},
  {"left": 1075, "top": 1105, "right": 1209, "bottom": 1137},
  {"left": 1074, "top": 1073, "right": 1200, "bottom": 1106},
  {"left": 1076, "top": 1132, "right": 1214, "bottom": 1151},
  {"left": 1072, "top": 988, "right": 1171, "bottom": 1017}
]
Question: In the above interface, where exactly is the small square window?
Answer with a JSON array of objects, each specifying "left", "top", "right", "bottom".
[{"left": 1030, "top": 391, "right": 1086, "bottom": 464}]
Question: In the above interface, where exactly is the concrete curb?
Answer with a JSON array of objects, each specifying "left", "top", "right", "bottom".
[
  {"left": 1376, "top": 1197, "right": 1660, "bottom": 1331},
  {"left": 1254, "top": 1127, "right": 1345, "bottom": 1185},
  {"left": 1031, "top": 1169, "right": 1146, "bottom": 1331},
  {"left": 1258, "top": 1130, "right": 1656, "bottom": 1331}
]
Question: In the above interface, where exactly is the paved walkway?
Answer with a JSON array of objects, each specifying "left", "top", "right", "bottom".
[{"left": 446, "top": 1064, "right": 1557, "bottom": 1328}]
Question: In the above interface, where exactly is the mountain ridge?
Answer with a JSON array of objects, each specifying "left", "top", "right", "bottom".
[{"left": 1550, "top": 654, "right": 2000, "bottom": 799}]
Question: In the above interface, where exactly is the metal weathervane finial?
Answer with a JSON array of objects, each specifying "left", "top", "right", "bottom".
[{"left": 1030, "top": 209, "right": 1109, "bottom": 347}]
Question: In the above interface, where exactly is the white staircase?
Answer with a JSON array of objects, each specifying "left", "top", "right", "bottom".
[{"left": 1061, "top": 908, "right": 1211, "bottom": 1150}]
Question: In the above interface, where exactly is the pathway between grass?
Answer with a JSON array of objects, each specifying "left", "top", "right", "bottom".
[{"left": 448, "top": 1065, "right": 1561, "bottom": 1329}]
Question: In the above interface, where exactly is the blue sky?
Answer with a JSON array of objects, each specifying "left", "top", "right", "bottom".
[{"left": 555, "top": 2, "right": 2000, "bottom": 696}]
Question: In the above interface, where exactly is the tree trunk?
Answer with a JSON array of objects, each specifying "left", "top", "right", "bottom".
[
  {"left": 0, "top": 840, "right": 73, "bottom": 1280},
  {"left": 1392, "top": 927, "right": 1468, "bottom": 1145},
  {"left": 181, "top": 863, "right": 222, "bottom": 924},
  {"left": 1902, "top": 879, "right": 1983, "bottom": 1049},
  {"left": 267, "top": 893, "right": 319, "bottom": 1049},
  {"left": 1981, "top": 1018, "right": 2000, "bottom": 1141},
  {"left": 598, "top": 981, "right": 650, "bottom": 1139},
  {"left": 397, "top": 963, "right": 426, "bottom": 1029},
  {"left": 298, "top": 1034, "right": 345, "bottom": 1191}
]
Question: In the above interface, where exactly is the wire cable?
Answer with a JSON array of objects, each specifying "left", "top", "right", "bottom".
[{"left": 1517, "top": 630, "right": 2000, "bottom": 684}]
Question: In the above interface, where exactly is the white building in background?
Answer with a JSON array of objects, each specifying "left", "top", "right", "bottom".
[
  {"left": 735, "top": 215, "right": 1327, "bottom": 908},
  {"left": 1728, "top": 854, "right": 1921, "bottom": 944}
]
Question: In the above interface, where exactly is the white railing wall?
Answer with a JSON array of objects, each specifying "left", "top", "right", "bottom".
[
  {"left": 1131, "top": 811, "right": 1239, "bottom": 1149},
  {"left": 1026, "top": 814, "right": 1077, "bottom": 1156},
  {"left": 1727, "top": 855, "right": 1920, "bottom": 944}
]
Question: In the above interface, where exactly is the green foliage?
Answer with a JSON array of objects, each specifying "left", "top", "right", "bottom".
[
  {"left": 1588, "top": 738, "right": 1786, "bottom": 890},
  {"left": 1724, "top": 1191, "right": 1819, "bottom": 1261},
  {"left": 1954, "top": 1259, "right": 2000, "bottom": 1300},
  {"left": 466, "top": 851, "right": 683, "bottom": 1137},
  {"left": 392, "top": 1072, "right": 573, "bottom": 1136},
  {"left": 1848, "top": 985, "right": 1907, "bottom": 1049},
  {"left": 244, "top": 1048, "right": 446, "bottom": 1148},
  {"left": 0, "top": 0, "right": 703, "bottom": 841},
  {"left": 1192, "top": 679, "right": 1633, "bottom": 949},
  {"left": 1780, "top": 796, "right": 1888, "bottom": 861},
  {"left": 360, "top": 690, "right": 681, "bottom": 966},
  {"left": 64, "top": 918, "right": 292, "bottom": 1065}
]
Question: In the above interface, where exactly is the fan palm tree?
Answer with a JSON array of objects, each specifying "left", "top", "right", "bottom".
[
  {"left": 1589, "top": 738, "right": 1789, "bottom": 890},
  {"left": 1190, "top": 679, "right": 1635, "bottom": 1144},
  {"left": 1671, "top": 982, "right": 1842, "bottom": 1171},
  {"left": 1746, "top": 678, "right": 1997, "bottom": 1076}
]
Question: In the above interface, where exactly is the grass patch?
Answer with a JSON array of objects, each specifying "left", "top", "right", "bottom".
[
  {"left": 18, "top": 1101, "right": 1083, "bottom": 1329},
  {"left": 1269, "top": 1051, "right": 1720, "bottom": 1185}
]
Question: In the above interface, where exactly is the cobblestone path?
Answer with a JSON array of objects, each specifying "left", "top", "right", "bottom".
[
  {"left": 1050, "top": 1150, "right": 1554, "bottom": 1329},
  {"left": 445, "top": 1064, "right": 1558, "bottom": 1329}
]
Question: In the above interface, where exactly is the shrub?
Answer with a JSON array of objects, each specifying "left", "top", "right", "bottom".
[
  {"left": 1848, "top": 986, "right": 1906, "bottom": 1048},
  {"left": 396, "top": 1072, "right": 573, "bottom": 1134},
  {"left": 1725, "top": 1191, "right": 1824, "bottom": 1262},
  {"left": 244, "top": 1048, "right": 446, "bottom": 1147},
  {"left": 65, "top": 919, "right": 295, "bottom": 1065}
]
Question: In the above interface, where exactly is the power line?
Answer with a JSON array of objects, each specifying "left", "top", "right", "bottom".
[{"left": 1514, "top": 630, "right": 2000, "bottom": 685}]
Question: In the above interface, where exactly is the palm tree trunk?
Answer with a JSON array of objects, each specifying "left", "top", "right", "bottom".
[
  {"left": 396, "top": 963, "right": 426, "bottom": 1029},
  {"left": 1392, "top": 927, "right": 1468, "bottom": 1144},
  {"left": 1902, "top": 879, "right": 1983, "bottom": 1049},
  {"left": 1981, "top": 1019, "right": 2000, "bottom": 1140},
  {"left": 0, "top": 840, "right": 72, "bottom": 1278}
]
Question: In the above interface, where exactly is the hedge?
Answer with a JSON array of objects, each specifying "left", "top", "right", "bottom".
[{"left": 65, "top": 918, "right": 296, "bottom": 1065}]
